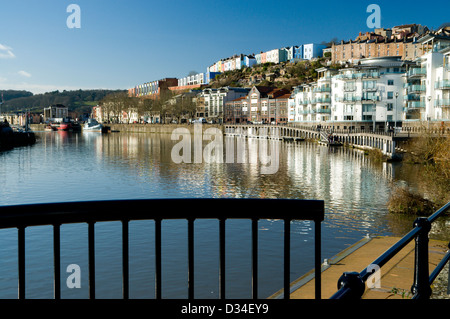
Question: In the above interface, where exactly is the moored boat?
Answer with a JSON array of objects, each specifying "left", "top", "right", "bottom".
[{"left": 83, "top": 119, "right": 103, "bottom": 132}]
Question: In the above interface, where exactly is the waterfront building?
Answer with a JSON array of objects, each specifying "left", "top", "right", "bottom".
[
  {"left": 331, "top": 56, "right": 408, "bottom": 129},
  {"left": 224, "top": 86, "right": 290, "bottom": 124},
  {"left": 290, "top": 57, "right": 409, "bottom": 130},
  {"left": 43, "top": 104, "right": 69, "bottom": 123},
  {"left": 405, "top": 26, "right": 450, "bottom": 121},
  {"left": 197, "top": 87, "right": 250, "bottom": 123}
]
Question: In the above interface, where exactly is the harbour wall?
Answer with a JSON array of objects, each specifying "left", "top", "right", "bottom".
[{"left": 30, "top": 123, "right": 223, "bottom": 134}]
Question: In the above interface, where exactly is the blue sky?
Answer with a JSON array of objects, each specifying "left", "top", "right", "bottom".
[{"left": 0, "top": 0, "right": 448, "bottom": 94}]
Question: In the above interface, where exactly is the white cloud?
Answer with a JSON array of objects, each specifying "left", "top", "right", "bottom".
[
  {"left": 0, "top": 44, "right": 15, "bottom": 59},
  {"left": 18, "top": 70, "right": 32, "bottom": 78}
]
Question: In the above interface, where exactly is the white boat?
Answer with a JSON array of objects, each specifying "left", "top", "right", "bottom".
[{"left": 83, "top": 119, "right": 103, "bottom": 132}]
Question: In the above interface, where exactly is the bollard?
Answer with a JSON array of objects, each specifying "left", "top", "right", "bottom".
[{"left": 411, "top": 217, "right": 432, "bottom": 299}]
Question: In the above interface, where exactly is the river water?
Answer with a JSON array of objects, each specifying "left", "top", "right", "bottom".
[{"left": 0, "top": 130, "right": 446, "bottom": 299}]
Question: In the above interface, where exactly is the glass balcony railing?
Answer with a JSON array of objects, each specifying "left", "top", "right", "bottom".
[
  {"left": 434, "top": 99, "right": 450, "bottom": 107},
  {"left": 407, "top": 85, "right": 426, "bottom": 94},
  {"left": 316, "top": 108, "right": 331, "bottom": 114},
  {"left": 313, "top": 86, "right": 331, "bottom": 93},
  {"left": 435, "top": 80, "right": 450, "bottom": 90},
  {"left": 407, "top": 68, "right": 427, "bottom": 77},
  {"left": 336, "top": 96, "right": 363, "bottom": 102},
  {"left": 407, "top": 101, "right": 426, "bottom": 108},
  {"left": 404, "top": 94, "right": 421, "bottom": 101}
]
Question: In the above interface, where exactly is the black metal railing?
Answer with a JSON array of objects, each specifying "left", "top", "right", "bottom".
[
  {"left": 330, "top": 201, "right": 450, "bottom": 300},
  {"left": 0, "top": 198, "right": 325, "bottom": 300}
]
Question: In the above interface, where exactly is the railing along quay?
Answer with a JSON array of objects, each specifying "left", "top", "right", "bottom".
[
  {"left": 0, "top": 198, "right": 324, "bottom": 300},
  {"left": 330, "top": 201, "right": 450, "bottom": 300}
]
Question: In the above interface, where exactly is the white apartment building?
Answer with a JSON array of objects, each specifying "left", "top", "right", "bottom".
[
  {"left": 291, "top": 57, "right": 409, "bottom": 130},
  {"left": 332, "top": 57, "right": 407, "bottom": 128},
  {"left": 197, "top": 87, "right": 250, "bottom": 123},
  {"left": 406, "top": 31, "right": 450, "bottom": 122},
  {"left": 178, "top": 73, "right": 206, "bottom": 87}
]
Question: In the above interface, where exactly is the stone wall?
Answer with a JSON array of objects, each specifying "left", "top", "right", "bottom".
[{"left": 30, "top": 123, "right": 224, "bottom": 134}]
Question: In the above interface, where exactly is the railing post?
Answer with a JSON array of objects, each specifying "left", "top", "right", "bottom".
[
  {"left": 336, "top": 272, "right": 365, "bottom": 299},
  {"left": 411, "top": 217, "right": 432, "bottom": 299}
]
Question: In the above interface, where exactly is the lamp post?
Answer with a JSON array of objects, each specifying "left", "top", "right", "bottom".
[
  {"left": 372, "top": 96, "right": 377, "bottom": 133},
  {"left": 427, "top": 95, "right": 432, "bottom": 130}
]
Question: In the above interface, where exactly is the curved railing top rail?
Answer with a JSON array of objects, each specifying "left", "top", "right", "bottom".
[{"left": 330, "top": 200, "right": 450, "bottom": 299}]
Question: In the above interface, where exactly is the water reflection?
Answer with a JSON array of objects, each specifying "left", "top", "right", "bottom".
[{"left": 0, "top": 131, "right": 448, "bottom": 299}]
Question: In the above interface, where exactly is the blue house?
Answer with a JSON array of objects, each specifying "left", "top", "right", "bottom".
[{"left": 292, "top": 45, "right": 304, "bottom": 62}]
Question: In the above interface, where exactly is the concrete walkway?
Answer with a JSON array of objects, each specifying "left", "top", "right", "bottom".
[{"left": 270, "top": 236, "right": 449, "bottom": 299}]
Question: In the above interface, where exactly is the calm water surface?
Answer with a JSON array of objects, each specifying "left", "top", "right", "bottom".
[{"left": 0, "top": 130, "right": 444, "bottom": 299}]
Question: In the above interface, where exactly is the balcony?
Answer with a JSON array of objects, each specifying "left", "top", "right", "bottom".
[
  {"left": 313, "top": 97, "right": 331, "bottom": 104},
  {"left": 407, "top": 68, "right": 427, "bottom": 77},
  {"left": 336, "top": 96, "right": 362, "bottom": 103},
  {"left": 404, "top": 94, "right": 421, "bottom": 101},
  {"left": 361, "top": 96, "right": 380, "bottom": 102},
  {"left": 407, "top": 85, "right": 426, "bottom": 94},
  {"left": 435, "top": 80, "right": 450, "bottom": 90},
  {"left": 343, "top": 86, "right": 356, "bottom": 92},
  {"left": 335, "top": 74, "right": 356, "bottom": 80},
  {"left": 407, "top": 101, "right": 426, "bottom": 109},
  {"left": 313, "top": 86, "right": 331, "bottom": 93},
  {"left": 362, "top": 86, "right": 377, "bottom": 92},
  {"left": 434, "top": 99, "right": 450, "bottom": 108},
  {"left": 358, "top": 72, "right": 380, "bottom": 79},
  {"left": 315, "top": 108, "right": 331, "bottom": 114}
]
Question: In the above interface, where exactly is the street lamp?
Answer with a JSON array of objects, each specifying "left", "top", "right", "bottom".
[
  {"left": 427, "top": 95, "right": 432, "bottom": 130},
  {"left": 372, "top": 96, "right": 377, "bottom": 133}
]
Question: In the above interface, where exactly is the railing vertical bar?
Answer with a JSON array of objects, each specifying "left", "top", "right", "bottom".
[
  {"left": 188, "top": 218, "right": 194, "bottom": 299},
  {"left": 88, "top": 222, "right": 96, "bottom": 299},
  {"left": 219, "top": 218, "right": 226, "bottom": 299},
  {"left": 315, "top": 220, "right": 322, "bottom": 300},
  {"left": 18, "top": 226, "right": 25, "bottom": 300},
  {"left": 122, "top": 219, "right": 129, "bottom": 300},
  {"left": 53, "top": 224, "right": 61, "bottom": 300},
  {"left": 252, "top": 218, "right": 258, "bottom": 299},
  {"left": 155, "top": 219, "right": 162, "bottom": 299},
  {"left": 284, "top": 219, "right": 291, "bottom": 299}
]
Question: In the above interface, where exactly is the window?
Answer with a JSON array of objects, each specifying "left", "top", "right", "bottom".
[
  {"left": 387, "top": 92, "right": 394, "bottom": 99},
  {"left": 387, "top": 103, "right": 393, "bottom": 111},
  {"left": 363, "top": 104, "right": 374, "bottom": 112},
  {"left": 388, "top": 80, "right": 394, "bottom": 85}
]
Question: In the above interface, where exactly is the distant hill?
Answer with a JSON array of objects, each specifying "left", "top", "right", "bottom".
[
  {"left": 1, "top": 89, "right": 126, "bottom": 114},
  {"left": 1, "top": 90, "right": 33, "bottom": 101}
]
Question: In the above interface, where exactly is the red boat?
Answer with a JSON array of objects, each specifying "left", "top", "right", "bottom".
[
  {"left": 58, "top": 123, "right": 71, "bottom": 131},
  {"left": 57, "top": 121, "right": 82, "bottom": 132}
]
